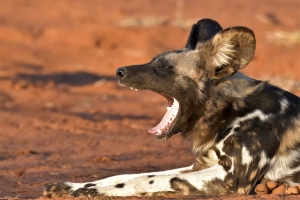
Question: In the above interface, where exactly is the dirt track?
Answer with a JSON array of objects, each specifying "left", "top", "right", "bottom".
[{"left": 0, "top": 0, "right": 300, "bottom": 199}]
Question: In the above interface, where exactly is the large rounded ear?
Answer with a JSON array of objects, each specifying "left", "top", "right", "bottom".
[
  {"left": 185, "top": 19, "right": 223, "bottom": 49},
  {"left": 201, "top": 26, "right": 256, "bottom": 79}
]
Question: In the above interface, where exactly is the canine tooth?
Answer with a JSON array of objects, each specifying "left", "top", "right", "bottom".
[
  {"left": 130, "top": 87, "right": 133, "bottom": 90},
  {"left": 157, "top": 129, "right": 161, "bottom": 134}
]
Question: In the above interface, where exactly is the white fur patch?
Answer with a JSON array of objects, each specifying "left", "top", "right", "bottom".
[
  {"left": 279, "top": 98, "right": 289, "bottom": 114},
  {"left": 237, "top": 109, "right": 274, "bottom": 122},
  {"left": 241, "top": 145, "right": 253, "bottom": 166},
  {"left": 67, "top": 165, "right": 195, "bottom": 190},
  {"left": 258, "top": 151, "right": 269, "bottom": 169},
  {"left": 212, "top": 42, "right": 236, "bottom": 66},
  {"left": 228, "top": 157, "right": 235, "bottom": 173}
]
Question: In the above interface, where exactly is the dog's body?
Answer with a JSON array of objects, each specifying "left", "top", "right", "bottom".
[{"left": 43, "top": 19, "right": 300, "bottom": 198}]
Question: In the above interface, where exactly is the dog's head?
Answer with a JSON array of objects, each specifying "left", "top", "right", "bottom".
[{"left": 116, "top": 19, "right": 256, "bottom": 140}]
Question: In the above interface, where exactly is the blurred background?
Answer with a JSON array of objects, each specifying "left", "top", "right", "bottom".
[{"left": 0, "top": 0, "right": 299, "bottom": 198}]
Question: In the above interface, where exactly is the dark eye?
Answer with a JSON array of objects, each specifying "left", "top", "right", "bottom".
[
  {"left": 215, "top": 64, "right": 225, "bottom": 73},
  {"left": 162, "top": 65, "right": 173, "bottom": 69}
]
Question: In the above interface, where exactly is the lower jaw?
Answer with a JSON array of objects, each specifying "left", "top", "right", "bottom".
[
  {"left": 154, "top": 132, "right": 171, "bottom": 140},
  {"left": 154, "top": 130, "right": 179, "bottom": 140}
]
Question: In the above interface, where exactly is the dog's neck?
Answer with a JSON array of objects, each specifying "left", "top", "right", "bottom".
[{"left": 188, "top": 72, "right": 263, "bottom": 153}]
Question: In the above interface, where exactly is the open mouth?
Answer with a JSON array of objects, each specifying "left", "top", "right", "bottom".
[
  {"left": 148, "top": 95, "right": 179, "bottom": 138},
  {"left": 124, "top": 86, "right": 180, "bottom": 139}
]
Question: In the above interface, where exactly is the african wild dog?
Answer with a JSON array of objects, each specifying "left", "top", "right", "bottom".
[{"left": 43, "top": 19, "right": 300, "bottom": 197}]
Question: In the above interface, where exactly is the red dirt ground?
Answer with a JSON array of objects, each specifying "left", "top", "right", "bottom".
[{"left": 0, "top": 0, "right": 299, "bottom": 199}]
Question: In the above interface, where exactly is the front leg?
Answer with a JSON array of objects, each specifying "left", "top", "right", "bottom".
[
  {"left": 71, "top": 164, "right": 232, "bottom": 197},
  {"left": 43, "top": 165, "right": 194, "bottom": 198}
]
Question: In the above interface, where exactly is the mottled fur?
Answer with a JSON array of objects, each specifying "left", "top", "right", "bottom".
[{"left": 43, "top": 19, "right": 300, "bottom": 198}]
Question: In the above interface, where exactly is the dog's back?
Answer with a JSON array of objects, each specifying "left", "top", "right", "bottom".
[{"left": 192, "top": 72, "right": 300, "bottom": 193}]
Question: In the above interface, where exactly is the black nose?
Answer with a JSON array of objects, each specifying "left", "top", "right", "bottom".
[{"left": 116, "top": 68, "right": 128, "bottom": 79}]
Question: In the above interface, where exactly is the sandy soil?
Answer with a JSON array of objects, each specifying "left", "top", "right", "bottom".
[{"left": 0, "top": 0, "right": 299, "bottom": 199}]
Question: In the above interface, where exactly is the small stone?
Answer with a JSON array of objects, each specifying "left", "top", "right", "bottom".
[
  {"left": 13, "top": 80, "right": 29, "bottom": 90},
  {"left": 286, "top": 186, "right": 299, "bottom": 194},
  {"left": 45, "top": 80, "right": 55, "bottom": 89},
  {"left": 255, "top": 183, "right": 269, "bottom": 195},
  {"left": 266, "top": 181, "right": 278, "bottom": 191},
  {"left": 14, "top": 170, "right": 25, "bottom": 177},
  {"left": 272, "top": 183, "right": 286, "bottom": 194}
]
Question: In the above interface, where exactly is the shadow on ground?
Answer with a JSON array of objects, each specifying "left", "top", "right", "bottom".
[
  {"left": 68, "top": 112, "right": 152, "bottom": 121},
  {"left": 14, "top": 71, "right": 116, "bottom": 86}
]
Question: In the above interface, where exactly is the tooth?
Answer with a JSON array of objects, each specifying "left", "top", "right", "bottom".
[
  {"left": 167, "top": 107, "right": 171, "bottom": 110},
  {"left": 130, "top": 87, "right": 133, "bottom": 90},
  {"left": 157, "top": 129, "right": 161, "bottom": 134}
]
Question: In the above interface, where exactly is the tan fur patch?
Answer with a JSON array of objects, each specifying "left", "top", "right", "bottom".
[
  {"left": 237, "top": 185, "right": 251, "bottom": 194},
  {"left": 249, "top": 170, "right": 258, "bottom": 181},
  {"left": 278, "top": 117, "right": 300, "bottom": 153}
]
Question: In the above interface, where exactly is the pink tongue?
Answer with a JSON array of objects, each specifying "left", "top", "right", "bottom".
[{"left": 148, "top": 99, "right": 179, "bottom": 134}]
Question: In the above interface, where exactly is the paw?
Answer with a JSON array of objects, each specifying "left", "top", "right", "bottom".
[
  {"left": 71, "top": 188, "right": 103, "bottom": 197},
  {"left": 43, "top": 183, "right": 72, "bottom": 198}
]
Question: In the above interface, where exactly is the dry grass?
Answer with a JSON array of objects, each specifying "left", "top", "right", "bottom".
[
  {"left": 116, "top": 0, "right": 197, "bottom": 28},
  {"left": 266, "top": 30, "right": 300, "bottom": 46}
]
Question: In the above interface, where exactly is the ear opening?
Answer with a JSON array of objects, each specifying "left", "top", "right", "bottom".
[
  {"left": 185, "top": 19, "right": 223, "bottom": 49},
  {"left": 203, "top": 26, "right": 256, "bottom": 79}
]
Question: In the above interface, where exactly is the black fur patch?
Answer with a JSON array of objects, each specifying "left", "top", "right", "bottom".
[
  {"left": 115, "top": 183, "right": 125, "bottom": 188},
  {"left": 72, "top": 188, "right": 99, "bottom": 197},
  {"left": 84, "top": 183, "right": 96, "bottom": 188},
  {"left": 218, "top": 155, "right": 232, "bottom": 171},
  {"left": 148, "top": 175, "right": 155, "bottom": 178},
  {"left": 149, "top": 180, "right": 154, "bottom": 184},
  {"left": 185, "top": 19, "right": 223, "bottom": 49},
  {"left": 43, "top": 183, "right": 72, "bottom": 198}
]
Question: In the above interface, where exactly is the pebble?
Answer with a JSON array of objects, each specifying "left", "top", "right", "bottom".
[
  {"left": 272, "top": 183, "right": 286, "bottom": 194},
  {"left": 266, "top": 181, "right": 278, "bottom": 191},
  {"left": 286, "top": 186, "right": 299, "bottom": 194},
  {"left": 255, "top": 183, "right": 269, "bottom": 195}
]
